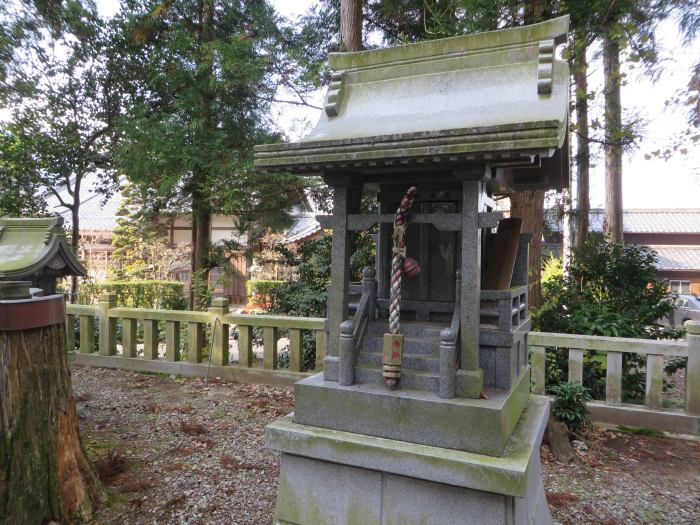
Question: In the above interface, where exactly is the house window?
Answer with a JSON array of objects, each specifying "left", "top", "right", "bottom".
[{"left": 669, "top": 280, "right": 691, "bottom": 294}]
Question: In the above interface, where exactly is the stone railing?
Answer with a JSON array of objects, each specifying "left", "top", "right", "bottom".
[
  {"left": 338, "top": 267, "right": 377, "bottom": 386},
  {"left": 66, "top": 294, "right": 326, "bottom": 387},
  {"left": 530, "top": 323, "right": 700, "bottom": 435}
]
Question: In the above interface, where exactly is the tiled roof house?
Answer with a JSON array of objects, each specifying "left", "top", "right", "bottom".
[{"left": 546, "top": 208, "right": 700, "bottom": 295}]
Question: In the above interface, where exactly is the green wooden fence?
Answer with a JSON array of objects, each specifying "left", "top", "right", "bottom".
[
  {"left": 530, "top": 324, "right": 700, "bottom": 435},
  {"left": 66, "top": 293, "right": 326, "bottom": 387}
]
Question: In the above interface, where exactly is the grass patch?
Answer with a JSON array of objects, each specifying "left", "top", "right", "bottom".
[
  {"left": 616, "top": 425, "right": 665, "bottom": 438},
  {"left": 138, "top": 371, "right": 170, "bottom": 379}
]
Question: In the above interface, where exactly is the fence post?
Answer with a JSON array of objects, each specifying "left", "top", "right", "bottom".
[
  {"left": 209, "top": 298, "right": 230, "bottom": 366},
  {"left": 263, "top": 326, "right": 278, "bottom": 370},
  {"left": 143, "top": 320, "right": 159, "bottom": 359},
  {"left": 187, "top": 322, "right": 204, "bottom": 364},
  {"left": 686, "top": 322, "right": 700, "bottom": 416},
  {"left": 605, "top": 351, "right": 623, "bottom": 406},
  {"left": 568, "top": 349, "right": 584, "bottom": 384},
  {"left": 79, "top": 315, "right": 95, "bottom": 354},
  {"left": 98, "top": 293, "right": 117, "bottom": 356},
  {"left": 530, "top": 345, "right": 546, "bottom": 395},
  {"left": 166, "top": 320, "right": 181, "bottom": 362},
  {"left": 315, "top": 329, "right": 326, "bottom": 371},
  {"left": 645, "top": 354, "right": 664, "bottom": 410},
  {"left": 122, "top": 318, "right": 137, "bottom": 358},
  {"left": 65, "top": 314, "right": 75, "bottom": 352},
  {"left": 238, "top": 325, "right": 254, "bottom": 368},
  {"left": 289, "top": 328, "right": 304, "bottom": 372}
]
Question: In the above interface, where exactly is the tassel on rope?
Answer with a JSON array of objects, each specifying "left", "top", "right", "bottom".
[{"left": 383, "top": 186, "right": 418, "bottom": 390}]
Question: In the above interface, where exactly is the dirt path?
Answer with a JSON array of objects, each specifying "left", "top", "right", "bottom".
[{"left": 71, "top": 366, "right": 700, "bottom": 524}]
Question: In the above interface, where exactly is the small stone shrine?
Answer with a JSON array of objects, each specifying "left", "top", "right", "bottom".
[
  {"left": 256, "top": 17, "right": 570, "bottom": 525},
  {"left": 0, "top": 217, "right": 86, "bottom": 294}
]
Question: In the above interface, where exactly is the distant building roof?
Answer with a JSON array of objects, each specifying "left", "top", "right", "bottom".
[
  {"left": 547, "top": 208, "right": 700, "bottom": 234},
  {"left": 543, "top": 243, "right": 700, "bottom": 273},
  {"left": 284, "top": 213, "right": 322, "bottom": 244},
  {"left": 653, "top": 246, "right": 700, "bottom": 271},
  {"left": 44, "top": 173, "right": 122, "bottom": 232}
]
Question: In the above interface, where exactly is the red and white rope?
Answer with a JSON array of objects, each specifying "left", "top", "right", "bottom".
[{"left": 389, "top": 187, "right": 418, "bottom": 335}]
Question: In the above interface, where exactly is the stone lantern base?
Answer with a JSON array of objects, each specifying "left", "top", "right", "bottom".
[{"left": 266, "top": 387, "right": 551, "bottom": 525}]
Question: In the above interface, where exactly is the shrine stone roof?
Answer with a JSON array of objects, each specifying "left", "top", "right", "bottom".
[
  {"left": 255, "top": 16, "right": 570, "bottom": 190},
  {"left": 0, "top": 217, "right": 86, "bottom": 280}
]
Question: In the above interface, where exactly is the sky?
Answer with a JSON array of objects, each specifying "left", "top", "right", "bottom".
[{"left": 71, "top": 1, "right": 700, "bottom": 209}]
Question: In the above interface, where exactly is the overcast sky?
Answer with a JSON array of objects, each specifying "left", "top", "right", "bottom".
[{"left": 92, "top": 1, "right": 700, "bottom": 209}]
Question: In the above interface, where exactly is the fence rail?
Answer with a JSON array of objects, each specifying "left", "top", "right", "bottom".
[
  {"left": 66, "top": 294, "right": 326, "bottom": 387},
  {"left": 530, "top": 324, "right": 700, "bottom": 435},
  {"left": 66, "top": 295, "right": 700, "bottom": 435}
]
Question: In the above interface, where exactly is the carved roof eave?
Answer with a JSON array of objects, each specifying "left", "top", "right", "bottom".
[
  {"left": 254, "top": 16, "right": 570, "bottom": 192},
  {"left": 255, "top": 120, "right": 564, "bottom": 172},
  {"left": 0, "top": 217, "right": 87, "bottom": 279}
]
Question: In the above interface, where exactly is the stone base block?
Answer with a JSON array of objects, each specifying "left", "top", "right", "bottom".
[
  {"left": 266, "top": 396, "right": 551, "bottom": 525},
  {"left": 293, "top": 367, "right": 530, "bottom": 456}
]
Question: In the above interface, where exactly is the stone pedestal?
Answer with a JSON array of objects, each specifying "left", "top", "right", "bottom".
[{"left": 266, "top": 391, "right": 551, "bottom": 525}]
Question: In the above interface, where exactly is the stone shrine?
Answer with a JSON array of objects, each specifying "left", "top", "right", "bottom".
[{"left": 256, "top": 16, "right": 570, "bottom": 525}]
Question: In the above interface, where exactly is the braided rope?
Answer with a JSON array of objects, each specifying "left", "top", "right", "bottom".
[{"left": 389, "top": 187, "right": 418, "bottom": 335}]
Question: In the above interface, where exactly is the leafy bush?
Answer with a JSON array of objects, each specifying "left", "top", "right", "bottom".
[
  {"left": 539, "top": 236, "right": 683, "bottom": 401},
  {"left": 78, "top": 280, "right": 186, "bottom": 310},
  {"left": 266, "top": 233, "right": 375, "bottom": 370},
  {"left": 550, "top": 381, "right": 592, "bottom": 433},
  {"left": 246, "top": 279, "right": 285, "bottom": 304}
]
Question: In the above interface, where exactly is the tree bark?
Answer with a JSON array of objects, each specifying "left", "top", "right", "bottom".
[
  {"left": 573, "top": 37, "right": 590, "bottom": 250},
  {"left": 603, "top": 33, "right": 623, "bottom": 243},
  {"left": 191, "top": 204, "right": 211, "bottom": 310},
  {"left": 508, "top": 0, "right": 548, "bottom": 313},
  {"left": 69, "top": 174, "right": 82, "bottom": 304},
  {"left": 189, "top": 0, "right": 215, "bottom": 311},
  {"left": 340, "top": 0, "right": 363, "bottom": 52},
  {"left": 0, "top": 321, "right": 103, "bottom": 523},
  {"left": 510, "top": 190, "right": 545, "bottom": 312}
]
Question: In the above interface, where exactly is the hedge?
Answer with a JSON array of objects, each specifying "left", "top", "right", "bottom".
[
  {"left": 79, "top": 280, "right": 187, "bottom": 310},
  {"left": 246, "top": 279, "right": 285, "bottom": 302}
]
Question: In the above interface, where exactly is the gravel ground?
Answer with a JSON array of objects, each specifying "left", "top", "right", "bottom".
[{"left": 72, "top": 366, "right": 700, "bottom": 525}]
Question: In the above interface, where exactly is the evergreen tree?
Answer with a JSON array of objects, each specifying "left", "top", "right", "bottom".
[
  {"left": 108, "top": 0, "right": 314, "bottom": 309},
  {"left": 0, "top": 0, "right": 117, "bottom": 301},
  {"left": 111, "top": 181, "right": 170, "bottom": 280}
]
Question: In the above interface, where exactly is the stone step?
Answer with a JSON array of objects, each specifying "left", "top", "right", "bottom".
[
  {"left": 356, "top": 351, "right": 440, "bottom": 373},
  {"left": 355, "top": 364, "right": 439, "bottom": 392},
  {"left": 368, "top": 321, "right": 447, "bottom": 339},
  {"left": 362, "top": 335, "right": 439, "bottom": 355}
]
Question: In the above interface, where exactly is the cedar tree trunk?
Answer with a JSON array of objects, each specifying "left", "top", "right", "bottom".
[
  {"left": 573, "top": 37, "right": 590, "bottom": 250},
  {"left": 603, "top": 33, "right": 623, "bottom": 242},
  {"left": 340, "top": 0, "right": 362, "bottom": 52},
  {"left": 510, "top": 191, "right": 545, "bottom": 312},
  {"left": 0, "top": 319, "right": 103, "bottom": 523},
  {"left": 189, "top": 0, "right": 215, "bottom": 310}
]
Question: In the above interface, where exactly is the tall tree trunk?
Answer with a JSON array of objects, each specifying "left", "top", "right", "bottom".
[
  {"left": 509, "top": 0, "right": 548, "bottom": 313},
  {"left": 189, "top": 0, "right": 214, "bottom": 311},
  {"left": 69, "top": 172, "right": 82, "bottom": 303},
  {"left": 603, "top": 33, "right": 623, "bottom": 242},
  {"left": 510, "top": 191, "right": 545, "bottom": 312},
  {"left": 0, "top": 296, "right": 103, "bottom": 523},
  {"left": 340, "top": 0, "right": 362, "bottom": 52},
  {"left": 191, "top": 202, "right": 211, "bottom": 311},
  {"left": 573, "top": 36, "right": 590, "bottom": 250}
]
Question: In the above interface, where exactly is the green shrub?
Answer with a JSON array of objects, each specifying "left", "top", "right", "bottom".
[
  {"left": 550, "top": 381, "right": 592, "bottom": 433},
  {"left": 246, "top": 280, "right": 285, "bottom": 303},
  {"left": 539, "top": 236, "right": 684, "bottom": 401},
  {"left": 78, "top": 280, "right": 186, "bottom": 310}
]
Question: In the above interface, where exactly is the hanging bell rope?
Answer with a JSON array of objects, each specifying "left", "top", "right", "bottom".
[{"left": 383, "top": 186, "right": 418, "bottom": 389}]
